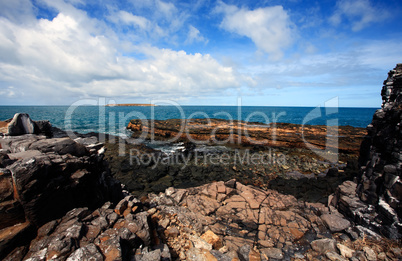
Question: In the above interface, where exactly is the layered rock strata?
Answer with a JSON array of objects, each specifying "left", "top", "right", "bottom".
[
  {"left": 358, "top": 64, "right": 402, "bottom": 239},
  {"left": 127, "top": 118, "right": 366, "bottom": 154},
  {"left": 331, "top": 64, "right": 402, "bottom": 240},
  {"left": 0, "top": 129, "right": 123, "bottom": 258}
]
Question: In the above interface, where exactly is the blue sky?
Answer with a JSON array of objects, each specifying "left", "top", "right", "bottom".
[{"left": 0, "top": 0, "right": 401, "bottom": 107}]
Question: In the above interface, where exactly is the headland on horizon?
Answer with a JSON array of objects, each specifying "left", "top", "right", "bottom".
[{"left": 105, "top": 103, "right": 156, "bottom": 107}]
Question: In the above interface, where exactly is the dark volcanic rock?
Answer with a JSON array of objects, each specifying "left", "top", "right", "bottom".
[
  {"left": 7, "top": 113, "right": 35, "bottom": 136},
  {"left": 330, "top": 64, "right": 402, "bottom": 240},
  {"left": 356, "top": 64, "right": 402, "bottom": 239},
  {"left": 1, "top": 113, "right": 53, "bottom": 137}
]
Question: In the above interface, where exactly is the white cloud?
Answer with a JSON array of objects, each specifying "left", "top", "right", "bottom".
[
  {"left": 79, "top": 47, "right": 242, "bottom": 98},
  {"left": 0, "top": 3, "right": 243, "bottom": 105},
  {"left": 359, "top": 40, "right": 402, "bottom": 68},
  {"left": 330, "top": 0, "right": 388, "bottom": 31},
  {"left": 185, "top": 25, "right": 208, "bottom": 44},
  {"left": 216, "top": 2, "right": 294, "bottom": 60}
]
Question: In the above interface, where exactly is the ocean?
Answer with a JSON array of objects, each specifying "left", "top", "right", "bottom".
[{"left": 0, "top": 106, "right": 377, "bottom": 137}]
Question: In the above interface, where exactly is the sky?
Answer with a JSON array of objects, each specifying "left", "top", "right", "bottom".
[{"left": 0, "top": 0, "right": 401, "bottom": 107}]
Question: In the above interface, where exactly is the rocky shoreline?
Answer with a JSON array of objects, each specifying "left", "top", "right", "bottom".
[
  {"left": 0, "top": 127, "right": 400, "bottom": 260},
  {"left": 0, "top": 64, "right": 402, "bottom": 260},
  {"left": 109, "top": 117, "right": 365, "bottom": 199},
  {"left": 127, "top": 118, "right": 366, "bottom": 154}
]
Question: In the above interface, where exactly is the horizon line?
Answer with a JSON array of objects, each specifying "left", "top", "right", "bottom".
[{"left": 0, "top": 104, "right": 381, "bottom": 109}]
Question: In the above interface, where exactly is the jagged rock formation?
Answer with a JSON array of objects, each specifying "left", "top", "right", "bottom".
[
  {"left": 0, "top": 117, "right": 124, "bottom": 259},
  {"left": 357, "top": 64, "right": 402, "bottom": 239},
  {"left": 330, "top": 64, "right": 402, "bottom": 240}
]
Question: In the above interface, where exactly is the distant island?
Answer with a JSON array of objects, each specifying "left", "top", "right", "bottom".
[{"left": 105, "top": 103, "right": 156, "bottom": 107}]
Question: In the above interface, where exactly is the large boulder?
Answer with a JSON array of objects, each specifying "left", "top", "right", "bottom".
[
  {"left": 7, "top": 113, "right": 35, "bottom": 136},
  {"left": 1, "top": 113, "right": 53, "bottom": 137}
]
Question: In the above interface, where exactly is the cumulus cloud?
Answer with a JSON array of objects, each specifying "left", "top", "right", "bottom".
[
  {"left": 0, "top": 1, "right": 243, "bottom": 105},
  {"left": 216, "top": 2, "right": 294, "bottom": 60},
  {"left": 330, "top": 0, "right": 388, "bottom": 31}
]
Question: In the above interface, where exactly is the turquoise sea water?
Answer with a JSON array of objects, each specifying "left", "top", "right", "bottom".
[{"left": 0, "top": 106, "right": 377, "bottom": 136}]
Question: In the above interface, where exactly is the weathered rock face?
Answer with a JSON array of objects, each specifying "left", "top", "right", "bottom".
[
  {"left": 0, "top": 132, "right": 124, "bottom": 258},
  {"left": 355, "top": 63, "right": 402, "bottom": 239}
]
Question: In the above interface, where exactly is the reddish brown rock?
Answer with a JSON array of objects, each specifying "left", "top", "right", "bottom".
[
  {"left": 0, "top": 222, "right": 32, "bottom": 258},
  {"left": 201, "top": 230, "right": 223, "bottom": 250},
  {"left": 289, "top": 228, "right": 305, "bottom": 240},
  {"left": 186, "top": 247, "right": 218, "bottom": 261},
  {"left": 95, "top": 228, "right": 122, "bottom": 261},
  {"left": 127, "top": 118, "right": 365, "bottom": 154}
]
